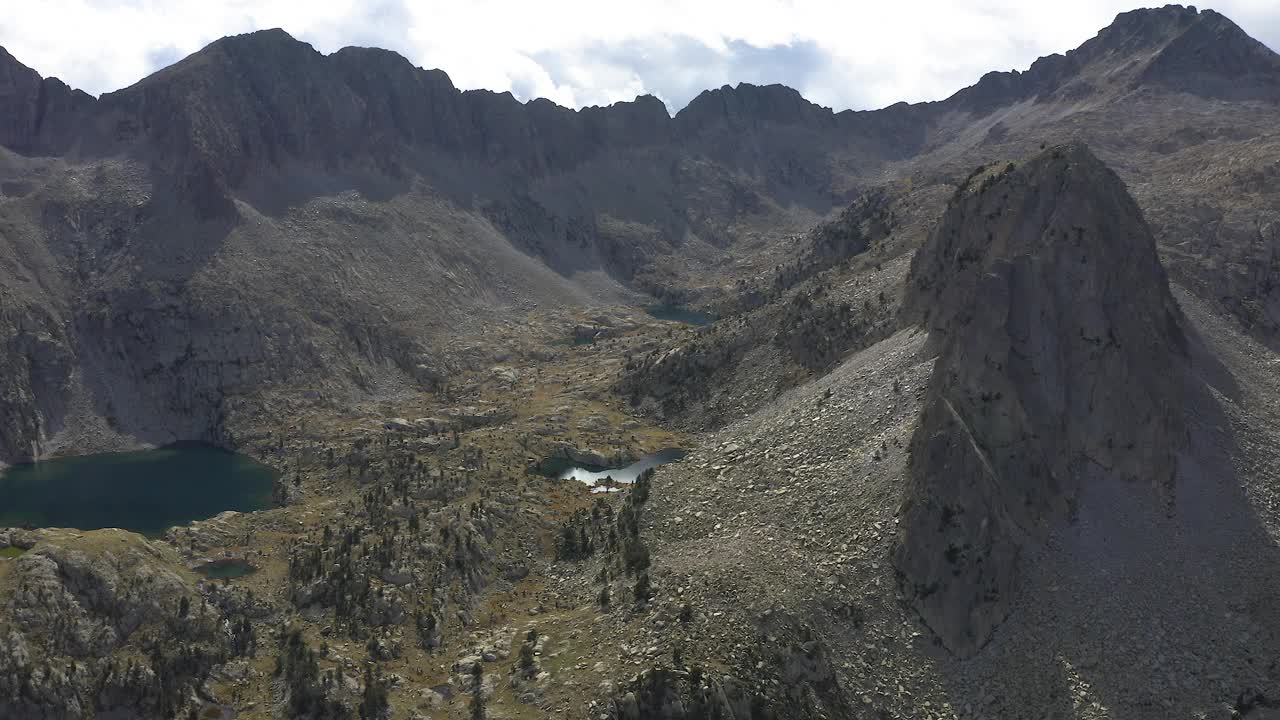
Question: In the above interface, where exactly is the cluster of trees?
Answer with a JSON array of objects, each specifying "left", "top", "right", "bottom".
[
  {"left": 414, "top": 603, "right": 443, "bottom": 650},
  {"left": 275, "top": 628, "right": 356, "bottom": 719},
  {"left": 606, "top": 666, "right": 753, "bottom": 720},
  {"left": 358, "top": 665, "right": 390, "bottom": 720},
  {"left": 229, "top": 615, "right": 257, "bottom": 658},
  {"left": 771, "top": 291, "right": 887, "bottom": 371},
  {"left": 561, "top": 468, "right": 658, "bottom": 612},
  {"left": 620, "top": 469, "right": 655, "bottom": 608},
  {"left": 517, "top": 628, "right": 538, "bottom": 677},
  {"left": 288, "top": 521, "right": 387, "bottom": 639},
  {"left": 285, "top": 438, "right": 512, "bottom": 667},
  {"left": 556, "top": 498, "right": 616, "bottom": 561},
  {"left": 468, "top": 660, "right": 486, "bottom": 719},
  {"left": 618, "top": 323, "right": 757, "bottom": 414},
  {"left": 273, "top": 418, "right": 543, "bottom": 718}
]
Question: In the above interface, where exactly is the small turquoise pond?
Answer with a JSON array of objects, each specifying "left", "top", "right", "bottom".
[
  {"left": 0, "top": 444, "right": 277, "bottom": 538},
  {"left": 549, "top": 448, "right": 688, "bottom": 489},
  {"left": 644, "top": 305, "right": 716, "bottom": 326}
]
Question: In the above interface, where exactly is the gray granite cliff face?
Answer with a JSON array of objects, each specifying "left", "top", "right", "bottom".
[{"left": 895, "top": 144, "right": 1189, "bottom": 656}]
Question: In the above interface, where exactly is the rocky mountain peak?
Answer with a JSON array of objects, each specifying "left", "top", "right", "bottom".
[
  {"left": 674, "top": 82, "right": 835, "bottom": 135},
  {"left": 97, "top": 29, "right": 355, "bottom": 174},
  {"left": 894, "top": 143, "right": 1190, "bottom": 656},
  {"left": 0, "top": 45, "right": 43, "bottom": 151},
  {"left": 1095, "top": 4, "right": 1202, "bottom": 51},
  {"left": 81, "top": 29, "right": 686, "bottom": 210},
  {"left": 1078, "top": 4, "right": 1280, "bottom": 100},
  {"left": 0, "top": 46, "right": 93, "bottom": 155},
  {"left": 945, "top": 4, "right": 1280, "bottom": 114},
  {"left": 1139, "top": 7, "right": 1280, "bottom": 99},
  {"left": 0, "top": 45, "right": 40, "bottom": 87}
]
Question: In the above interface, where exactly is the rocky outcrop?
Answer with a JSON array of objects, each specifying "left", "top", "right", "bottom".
[
  {"left": 603, "top": 617, "right": 851, "bottom": 720},
  {"left": 894, "top": 144, "right": 1190, "bottom": 656},
  {"left": 0, "top": 529, "right": 232, "bottom": 719},
  {"left": 0, "top": 298, "right": 74, "bottom": 463},
  {"left": 531, "top": 442, "right": 637, "bottom": 474},
  {"left": 676, "top": 83, "right": 837, "bottom": 135}
]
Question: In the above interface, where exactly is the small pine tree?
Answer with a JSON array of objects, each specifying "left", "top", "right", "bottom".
[
  {"left": 634, "top": 573, "right": 652, "bottom": 606},
  {"left": 679, "top": 602, "right": 694, "bottom": 624},
  {"left": 469, "top": 661, "right": 486, "bottom": 719},
  {"left": 559, "top": 525, "right": 579, "bottom": 560},
  {"left": 359, "top": 664, "right": 389, "bottom": 719},
  {"left": 519, "top": 638, "right": 535, "bottom": 671}
]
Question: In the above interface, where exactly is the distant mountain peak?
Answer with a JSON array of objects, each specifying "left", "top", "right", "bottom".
[
  {"left": 1102, "top": 3, "right": 1200, "bottom": 43},
  {"left": 674, "top": 82, "right": 835, "bottom": 134},
  {"left": 0, "top": 45, "right": 93, "bottom": 155},
  {"left": 205, "top": 27, "right": 311, "bottom": 55},
  {"left": 0, "top": 2, "right": 1274, "bottom": 192},
  {"left": 941, "top": 4, "right": 1280, "bottom": 115},
  {"left": 1139, "top": 6, "right": 1280, "bottom": 100}
]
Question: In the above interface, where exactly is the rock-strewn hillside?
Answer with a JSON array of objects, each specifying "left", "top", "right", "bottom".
[
  {"left": 615, "top": 183, "right": 943, "bottom": 428},
  {"left": 600, "top": 143, "right": 1280, "bottom": 719},
  {"left": 0, "top": 529, "right": 237, "bottom": 719}
]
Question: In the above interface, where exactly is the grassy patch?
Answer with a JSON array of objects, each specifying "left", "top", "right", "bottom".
[{"left": 0, "top": 546, "right": 28, "bottom": 558}]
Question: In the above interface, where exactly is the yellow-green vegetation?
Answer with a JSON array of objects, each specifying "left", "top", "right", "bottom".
[
  {"left": 174, "top": 315, "right": 696, "bottom": 720},
  {"left": 0, "top": 301, "right": 696, "bottom": 720},
  {"left": 0, "top": 546, "right": 25, "bottom": 558}
]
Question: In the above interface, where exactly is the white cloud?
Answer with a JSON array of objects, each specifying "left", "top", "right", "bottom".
[{"left": 1, "top": 1, "right": 1277, "bottom": 112}]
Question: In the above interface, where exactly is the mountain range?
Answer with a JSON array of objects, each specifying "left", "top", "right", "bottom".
[
  {"left": 1, "top": 4, "right": 1276, "bottom": 466},
  {"left": 1, "top": 4, "right": 1279, "bottom": 719}
]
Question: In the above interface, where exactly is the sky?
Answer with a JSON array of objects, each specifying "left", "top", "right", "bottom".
[{"left": 2, "top": 1, "right": 1278, "bottom": 114}]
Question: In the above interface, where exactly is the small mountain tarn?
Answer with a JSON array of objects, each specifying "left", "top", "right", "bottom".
[
  {"left": 539, "top": 448, "right": 688, "bottom": 491},
  {"left": 643, "top": 305, "right": 716, "bottom": 326},
  {"left": 194, "top": 558, "right": 258, "bottom": 579}
]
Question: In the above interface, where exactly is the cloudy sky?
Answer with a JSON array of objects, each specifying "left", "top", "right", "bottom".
[{"left": 3, "top": 1, "right": 1278, "bottom": 113}]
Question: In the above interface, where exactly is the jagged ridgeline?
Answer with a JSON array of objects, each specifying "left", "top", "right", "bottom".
[
  {"left": 1, "top": 5, "right": 1278, "bottom": 466},
  {"left": 0, "top": 4, "right": 1279, "bottom": 719},
  {"left": 894, "top": 144, "right": 1191, "bottom": 656}
]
